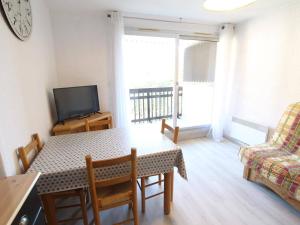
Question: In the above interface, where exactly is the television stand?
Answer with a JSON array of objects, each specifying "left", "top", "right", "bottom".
[
  {"left": 78, "top": 114, "right": 91, "bottom": 120},
  {"left": 52, "top": 112, "right": 112, "bottom": 136}
]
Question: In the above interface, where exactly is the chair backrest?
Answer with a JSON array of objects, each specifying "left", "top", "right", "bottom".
[
  {"left": 85, "top": 148, "right": 137, "bottom": 209},
  {"left": 271, "top": 102, "right": 300, "bottom": 155},
  {"left": 161, "top": 119, "right": 179, "bottom": 144},
  {"left": 85, "top": 117, "right": 112, "bottom": 132},
  {"left": 18, "top": 133, "right": 43, "bottom": 172}
]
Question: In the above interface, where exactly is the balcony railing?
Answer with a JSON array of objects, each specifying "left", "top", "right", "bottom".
[{"left": 129, "top": 87, "right": 183, "bottom": 123}]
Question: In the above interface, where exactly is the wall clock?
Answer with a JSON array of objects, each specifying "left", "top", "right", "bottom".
[{"left": 1, "top": 0, "right": 32, "bottom": 41}]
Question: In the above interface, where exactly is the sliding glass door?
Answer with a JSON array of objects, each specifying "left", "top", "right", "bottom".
[
  {"left": 177, "top": 37, "right": 217, "bottom": 128},
  {"left": 124, "top": 34, "right": 217, "bottom": 128},
  {"left": 124, "top": 35, "right": 176, "bottom": 125}
]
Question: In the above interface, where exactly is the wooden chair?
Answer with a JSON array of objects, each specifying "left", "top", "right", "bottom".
[
  {"left": 85, "top": 148, "right": 139, "bottom": 225},
  {"left": 18, "top": 133, "right": 43, "bottom": 172},
  {"left": 85, "top": 117, "right": 112, "bottom": 132},
  {"left": 18, "top": 133, "right": 88, "bottom": 225},
  {"left": 139, "top": 119, "right": 179, "bottom": 212},
  {"left": 161, "top": 118, "right": 179, "bottom": 144}
]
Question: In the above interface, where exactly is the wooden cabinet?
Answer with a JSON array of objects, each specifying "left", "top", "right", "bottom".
[
  {"left": 0, "top": 173, "right": 44, "bottom": 225},
  {"left": 12, "top": 187, "right": 44, "bottom": 225},
  {"left": 52, "top": 112, "right": 112, "bottom": 136}
]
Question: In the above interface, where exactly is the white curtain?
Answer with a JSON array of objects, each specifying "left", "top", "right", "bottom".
[
  {"left": 107, "top": 11, "right": 130, "bottom": 128},
  {"left": 211, "top": 24, "right": 235, "bottom": 141}
]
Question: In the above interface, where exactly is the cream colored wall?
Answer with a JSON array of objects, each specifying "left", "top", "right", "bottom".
[
  {"left": 228, "top": 2, "right": 300, "bottom": 131},
  {"left": 50, "top": 12, "right": 110, "bottom": 111},
  {"left": 183, "top": 42, "right": 217, "bottom": 82},
  {"left": 0, "top": 0, "right": 57, "bottom": 176}
]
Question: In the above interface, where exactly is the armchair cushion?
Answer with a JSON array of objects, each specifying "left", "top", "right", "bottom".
[
  {"left": 260, "top": 154, "right": 300, "bottom": 201},
  {"left": 239, "top": 102, "right": 300, "bottom": 205},
  {"left": 240, "top": 102, "right": 300, "bottom": 171},
  {"left": 239, "top": 144, "right": 283, "bottom": 171}
]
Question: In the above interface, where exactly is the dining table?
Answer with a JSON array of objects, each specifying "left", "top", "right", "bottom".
[{"left": 28, "top": 126, "right": 187, "bottom": 223}]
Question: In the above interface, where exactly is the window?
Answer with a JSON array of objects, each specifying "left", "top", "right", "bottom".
[{"left": 124, "top": 34, "right": 217, "bottom": 128}]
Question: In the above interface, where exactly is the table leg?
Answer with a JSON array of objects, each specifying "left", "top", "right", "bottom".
[
  {"left": 164, "top": 171, "right": 172, "bottom": 214},
  {"left": 171, "top": 169, "right": 174, "bottom": 202},
  {"left": 41, "top": 193, "right": 57, "bottom": 225}
]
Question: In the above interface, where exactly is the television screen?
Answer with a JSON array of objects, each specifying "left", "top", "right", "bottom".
[{"left": 53, "top": 85, "right": 100, "bottom": 122}]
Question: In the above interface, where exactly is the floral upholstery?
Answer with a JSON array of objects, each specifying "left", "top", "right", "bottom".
[
  {"left": 271, "top": 103, "right": 300, "bottom": 154},
  {"left": 260, "top": 154, "right": 300, "bottom": 201},
  {"left": 239, "top": 144, "right": 287, "bottom": 172},
  {"left": 239, "top": 102, "right": 300, "bottom": 200}
]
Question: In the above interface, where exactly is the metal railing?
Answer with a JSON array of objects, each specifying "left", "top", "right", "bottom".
[{"left": 129, "top": 87, "right": 183, "bottom": 123}]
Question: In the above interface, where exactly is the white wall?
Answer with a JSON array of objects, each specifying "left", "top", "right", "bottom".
[
  {"left": 184, "top": 42, "right": 217, "bottom": 82},
  {"left": 51, "top": 12, "right": 110, "bottom": 111},
  {"left": 228, "top": 2, "right": 300, "bottom": 131},
  {"left": 0, "top": 0, "right": 57, "bottom": 176}
]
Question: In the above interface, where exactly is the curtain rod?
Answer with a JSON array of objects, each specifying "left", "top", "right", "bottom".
[{"left": 107, "top": 13, "right": 213, "bottom": 26}]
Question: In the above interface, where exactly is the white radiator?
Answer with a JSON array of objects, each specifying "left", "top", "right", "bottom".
[{"left": 226, "top": 117, "right": 269, "bottom": 146}]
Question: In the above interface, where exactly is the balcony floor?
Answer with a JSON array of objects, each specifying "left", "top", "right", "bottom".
[{"left": 130, "top": 116, "right": 211, "bottom": 129}]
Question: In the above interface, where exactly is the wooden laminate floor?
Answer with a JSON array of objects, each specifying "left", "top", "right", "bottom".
[{"left": 58, "top": 138, "right": 300, "bottom": 225}]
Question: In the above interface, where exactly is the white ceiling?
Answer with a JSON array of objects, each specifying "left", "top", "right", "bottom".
[{"left": 46, "top": 0, "right": 298, "bottom": 24}]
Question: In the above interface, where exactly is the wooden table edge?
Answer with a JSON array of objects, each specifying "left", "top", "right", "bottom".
[{"left": 3, "top": 172, "right": 41, "bottom": 225}]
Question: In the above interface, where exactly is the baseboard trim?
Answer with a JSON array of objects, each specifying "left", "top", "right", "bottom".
[{"left": 224, "top": 134, "right": 247, "bottom": 147}]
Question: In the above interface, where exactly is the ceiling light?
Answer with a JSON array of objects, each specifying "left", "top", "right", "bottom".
[{"left": 203, "top": 0, "right": 257, "bottom": 11}]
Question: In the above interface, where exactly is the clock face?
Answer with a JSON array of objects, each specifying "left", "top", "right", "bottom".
[{"left": 1, "top": 0, "right": 32, "bottom": 41}]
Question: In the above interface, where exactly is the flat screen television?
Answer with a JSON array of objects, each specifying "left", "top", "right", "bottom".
[{"left": 53, "top": 85, "right": 100, "bottom": 123}]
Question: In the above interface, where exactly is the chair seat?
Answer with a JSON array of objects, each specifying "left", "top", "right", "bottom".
[
  {"left": 97, "top": 181, "right": 133, "bottom": 208},
  {"left": 239, "top": 144, "right": 285, "bottom": 170},
  {"left": 260, "top": 154, "right": 300, "bottom": 201},
  {"left": 85, "top": 149, "right": 138, "bottom": 225}
]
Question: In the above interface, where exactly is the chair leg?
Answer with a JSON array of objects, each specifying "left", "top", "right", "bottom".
[
  {"left": 158, "top": 174, "right": 162, "bottom": 185},
  {"left": 243, "top": 166, "right": 251, "bottom": 180},
  {"left": 92, "top": 205, "right": 101, "bottom": 225},
  {"left": 85, "top": 187, "right": 90, "bottom": 204},
  {"left": 79, "top": 190, "right": 89, "bottom": 225},
  {"left": 89, "top": 191, "right": 101, "bottom": 225},
  {"left": 133, "top": 198, "right": 139, "bottom": 225},
  {"left": 41, "top": 194, "right": 58, "bottom": 225},
  {"left": 141, "top": 177, "right": 146, "bottom": 213}
]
